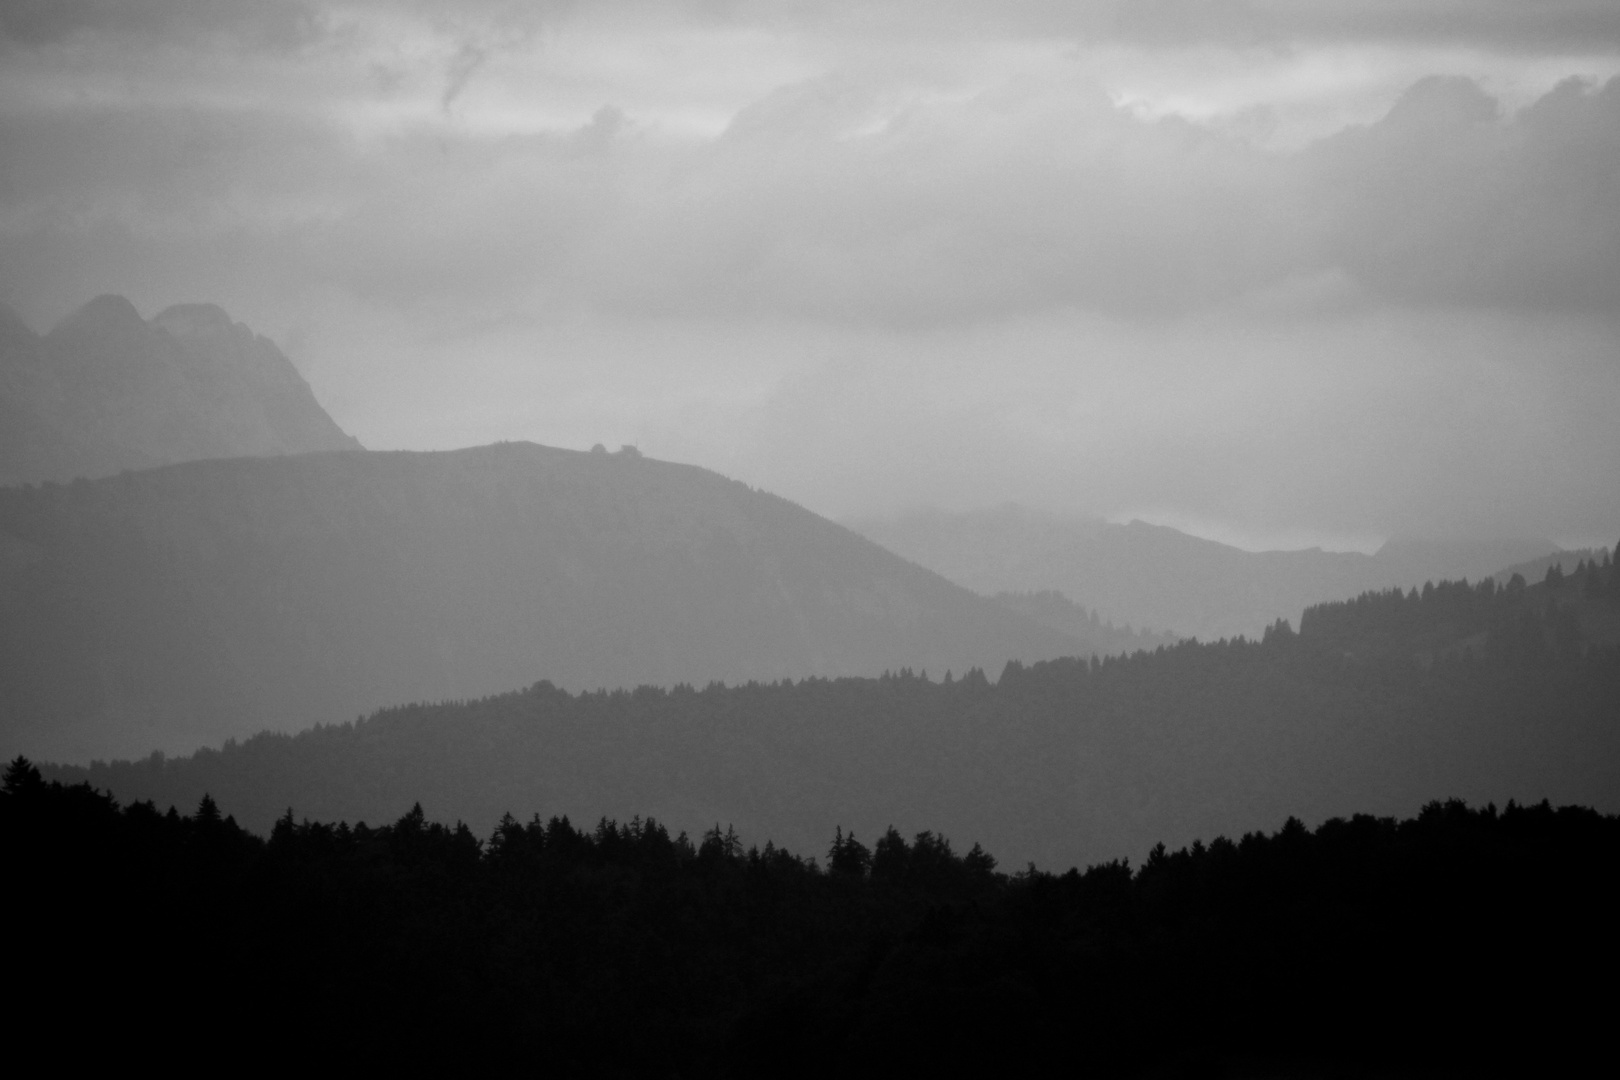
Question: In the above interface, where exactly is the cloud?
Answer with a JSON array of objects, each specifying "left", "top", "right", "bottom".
[
  {"left": 441, "top": 40, "right": 489, "bottom": 109},
  {"left": 4, "top": 67, "right": 1617, "bottom": 325},
  {"left": 12, "top": 2, "right": 1619, "bottom": 57},
  {"left": 624, "top": 306, "right": 1620, "bottom": 545},
  {"left": 637, "top": 72, "right": 1298, "bottom": 322},
  {"left": 0, "top": 0, "right": 323, "bottom": 51},
  {"left": 5, "top": 36, "right": 1618, "bottom": 327},
  {"left": 1307, "top": 74, "right": 1620, "bottom": 312},
  {"left": 1075, "top": 0, "right": 1620, "bottom": 52},
  {"left": 1, "top": 6, "right": 1616, "bottom": 544},
  {"left": 637, "top": 68, "right": 1620, "bottom": 321},
  {"left": 0, "top": 0, "right": 569, "bottom": 66},
  {"left": 608, "top": 1, "right": 1620, "bottom": 52}
]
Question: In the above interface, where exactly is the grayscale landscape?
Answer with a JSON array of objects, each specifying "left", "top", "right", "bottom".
[{"left": 3, "top": 2, "right": 1618, "bottom": 1073}]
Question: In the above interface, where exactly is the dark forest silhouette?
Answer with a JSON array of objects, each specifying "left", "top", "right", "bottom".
[{"left": 6, "top": 756, "right": 1614, "bottom": 1074}]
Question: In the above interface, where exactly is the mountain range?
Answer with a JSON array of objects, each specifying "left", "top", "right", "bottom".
[
  {"left": 3, "top": 292, "right": 1602, "bottom": 783},
  {"left": 848, "top": 505, "right": 1560, "bottom": 640},
  {"left": 0, "top": 441, "right": 1080, "bottom": 763},
  {"left": 0, "top": 295, "right": 358, "bottom": 486}
]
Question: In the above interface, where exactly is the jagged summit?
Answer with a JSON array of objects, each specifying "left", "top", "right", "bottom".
[
  {"left": 52, "top": 292, "right": 145, "bottom": 333},
  {"left": 152, "top": 301, "right": 233, "bottom": 330},
  {"left": 0, "top": 294, "right": 359, "bottom": 486}
]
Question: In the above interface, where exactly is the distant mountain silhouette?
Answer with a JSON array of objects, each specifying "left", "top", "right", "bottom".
[
  {"left": 849, "top": 504, "right": 1559, "bottom": 639},
  {"left": 0, "top": 442, "right": 1080, "bottom": 762},
  {"left": 0, "top": 295, "right": 358, "bottom": 485}
]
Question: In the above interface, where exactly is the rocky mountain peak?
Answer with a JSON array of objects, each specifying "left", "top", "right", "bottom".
[
  {"left": 2, "top": 294, "right": 359, "bottom": 486},
  {"left": 152, "top": 303, "right": 240, "bottom": 341},
  {"left": 50, "top": 294, "right": 145, "bottom": 338}
]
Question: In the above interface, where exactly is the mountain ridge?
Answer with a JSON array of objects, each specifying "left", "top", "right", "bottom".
[
  {"left": 849, "top": 504, "right": 1559, "bottom": 640},
  {"left": 0, "top": 441, "right": 1082, "bottom": 763}
]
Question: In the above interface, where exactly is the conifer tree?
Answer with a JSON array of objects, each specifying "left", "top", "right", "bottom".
[
  {"left": 2, "top": 756, "right": 43, "bottom": 796},
  {"left": 828, "top": 826, "right": 870, "bottom": 877}
]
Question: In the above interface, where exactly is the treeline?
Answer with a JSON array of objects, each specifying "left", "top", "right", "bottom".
[
  {"left": 48, "top": 562, "right": 1620, "bottom": 869},
  {"left": 1298, "top": 545, "right": 1620, "bottom": 661},
  {"left": 6, "top": 758, "right": 1614, "bottom": 1074}
]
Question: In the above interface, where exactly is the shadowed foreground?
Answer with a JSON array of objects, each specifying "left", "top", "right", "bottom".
[{"left": 7, "top": 758, "right": 1613, "bottom": 1076}]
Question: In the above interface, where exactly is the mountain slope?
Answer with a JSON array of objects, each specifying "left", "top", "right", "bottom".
[
  {"left": 849, "top": 504, "right": 1559, "bottom": 640},
  {"left": 0, "top": 295, "right": 359, "bottom": 485},
  {"left": 0, "top": 442, "right": 1079, "bottom": 762}
]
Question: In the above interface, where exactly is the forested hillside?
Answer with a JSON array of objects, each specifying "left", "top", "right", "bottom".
[
  {"left": 0, "top": 441, "right": 1078, "bottom": 762},
  {"left": 7, "top": 760, "right": 1613, "bottom": 1074},
  {"left": 0, "top": 295, "right": 358, "bottom": 485},
  {"left": 851, "top": 504, "right": 1558, "bottom": 640},
  {"left": 52, "top": 551, "right": 1620, "bottom": 869}
]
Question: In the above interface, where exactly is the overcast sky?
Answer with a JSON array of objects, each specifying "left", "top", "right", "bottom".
[{"left": 2, "top": 1, "right": 1617, "bottom": 550}]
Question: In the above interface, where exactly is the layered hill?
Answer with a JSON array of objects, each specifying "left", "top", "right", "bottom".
[
  {"left": 1492, "top": 546, "right": 1608, "bottom": 586},
  {"left": 0, "top": 295, "right": 358, "bottom": 485},
  {"left": 849, "top": 504, "right": 1559, "bottom": 640},
  {"left": 990, "top": 589, "right": 1179, "bottom": 653},
  {"left": 49, "top": 555, "right": 1620, "bottom": 869},
  {"left": 0, "top": 442, "right": 1080, "bottom": 762}
]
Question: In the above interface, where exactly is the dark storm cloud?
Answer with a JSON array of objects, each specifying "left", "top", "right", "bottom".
[
  {"left": 3, "top": 69, "right": 1615, "bottom": 324},
  {"left": 1076, "top": 0, "right": 1620, "bottom": 52},
  {"left": 0, "top": 0, "right": 571, "bottom": 53},
  {"left": 0, "top": 103, "right": 614, "bottom": 323},
  {"left": 0, "top": 0, "right": 322, "bottom": 50},
  {"left": 663, "top": 1, "right": 1620, "bottom": 51},
  {"left": 13, "top": 2, "right": 1615, "bottom": 54}
]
